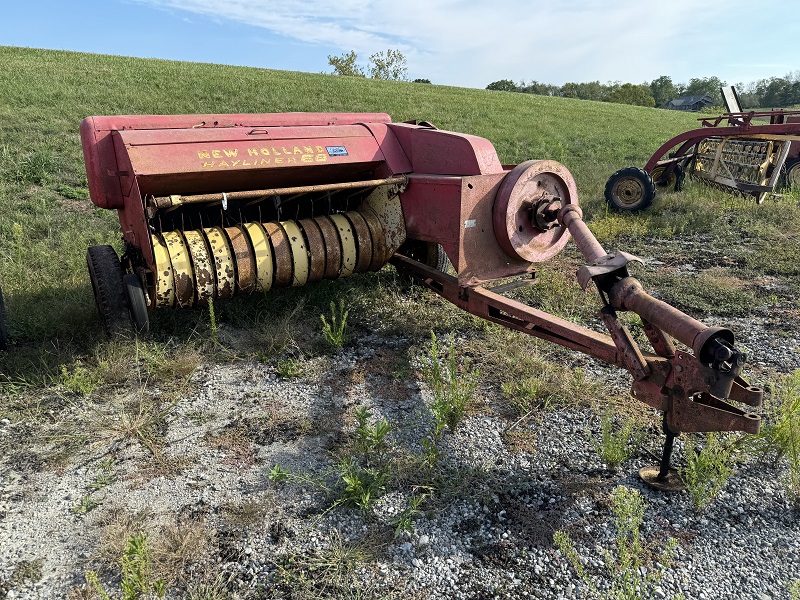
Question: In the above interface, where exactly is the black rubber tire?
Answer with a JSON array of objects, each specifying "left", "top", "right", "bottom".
[
  {"left": 604, "top": 167, "right": 656, "bottom": 212},
  {"left": 0, "top": 286, "right": 8, "bottom": 351},
  {"left": 123, "top": 273, "right": 150, "bottom": 336},
  {"left": 650, "top": 164, "right": 684, "bottom": 192},
  {"left": 87, "top": 245, "right": 131, "bottom": 336},
  {"left": 397, "top": 241, "right": 451, "bottom": 272},
  {"left": 781, "top": 157, "right": 800, "bottom": 190}
]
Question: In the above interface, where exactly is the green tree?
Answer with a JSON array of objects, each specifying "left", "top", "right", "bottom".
[
  {"left": 327, "top": 50, "right": 365, "bottom": 77},
  {"left": 650, "top": 75, "right": 679, "bottom": 107},
  {"left": 685, "top": 76, "right": 726, "bottom": 106},
  {"left": 606, "top": 83, "right": 656, "bottom": 107},
  {"left": 413, "top": 78, "right": 432, "bottom": 84},
  {"left": 368, "top": 49, "right": 408, "bottom": 81},
  {"left": 760, "top": 77, "right": 793, "bottom": 108},
  {"left": 573, "top": 81, "right": 607, "bottom": 101},
  {"left": 561, "top": 82, "right": 580, "bottom": 98},
  {"left": 518, "top": 80, "right": 559, "bottom": 96},
  {"left": 486, "top": 79, "right": 518, "bottom": 92}
]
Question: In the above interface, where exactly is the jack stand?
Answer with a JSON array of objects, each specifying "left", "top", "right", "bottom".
[{"left": 639, "top": 418, "right": 685, "bottom": 492}]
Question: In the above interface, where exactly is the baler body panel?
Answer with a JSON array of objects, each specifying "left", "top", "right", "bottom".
[
  {"left": 116, "top": 125, "right": 388, "bottom": 195},
  {"left": 81, "top": 113, "right": 394, "bottom": 210},
  {"left": 387, "top": 123, "right": 504, "bottom": 175}
]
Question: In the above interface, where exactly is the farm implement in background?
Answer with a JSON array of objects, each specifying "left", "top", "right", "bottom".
[
  {"left": 80, "top": 112, "right": 763, "bottom": 489},
  {"left": 605, "top": 86, "right": 800, "bottom": 211}
]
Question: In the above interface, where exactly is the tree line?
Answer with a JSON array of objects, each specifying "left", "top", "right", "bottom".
[
  {"left": 487, "top": 73, "right": 800, "bottom": 110},
  {"left": 326, "top": 50, "right": 800, "bottom": 110}
]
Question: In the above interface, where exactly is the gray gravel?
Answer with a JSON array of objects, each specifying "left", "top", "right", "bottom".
[{"left": 1, "top": 322, "right": 799, "bottom": 599}]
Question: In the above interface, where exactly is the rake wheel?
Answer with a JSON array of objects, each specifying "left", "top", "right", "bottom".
[
  {"left": 782, "top": 157, "right": 800, "bottom": 190},
  {"left": 604, "top": 167, "right": 656, "bottom": 212},
  {"left": 650, "top": 164, "right": 684, "bottom": 192}
]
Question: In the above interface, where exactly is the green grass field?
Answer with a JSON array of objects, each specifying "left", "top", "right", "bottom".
[{"left": 0, "top": 45, "right": 798, "bottom": 379}]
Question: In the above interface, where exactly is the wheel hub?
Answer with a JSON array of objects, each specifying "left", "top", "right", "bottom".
[{"left": 614, "top": 178, "right": 645, "bottom": 205}]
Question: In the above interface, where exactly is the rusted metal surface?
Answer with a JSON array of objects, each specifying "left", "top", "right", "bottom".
[
  {"left": 641, "top": 319, "right": 676, "bottom": 358},
  {"left": 162, "top": 231, "right": 194, "bottom": 307},
  {"left": 392, "top": 252, "right": 762, "bottom": 436},
  {"left": 282, "top": 221, "right": 310, "bottom": 287},
  {"left": 205, "top": 226, "right": 235, "bottom": 299},
  {"left": 632, "top": 107, "right": 800, "bottom": 200},
  {"left": 330, "top": 214, "right": 357, "bottom": 277},
  {"left": 599, "top": 306, "right": 650, "bottom": 381},
  {"left": 298, "top": 219, "right": 326, "bottom": 283},
  {"left": 184, "top": 230, "right": 214, "bottom": 306},
  {"left": 345, "top": 211, "right": 373, "bottom": 273},
  {"left": 83, "top": 110, "right": 765, "bottom": 440},
  {"left": 315, "top": 216, "right": 343, "bottom": 279},
  {"left": 150, "top": 177, "right": 408, "bottom": 210},
  {"left": 264, "top": 222, "right": 293, "bottom": 288},
  {"left": 359, "top": 209, "right": 389, "bottom": 270},
  {"left": 391, "top": 254, "right": 622, "bottom": 366},
  {"left": 150, "top": 234, "right": 174, "bottom": 308},
  {"left": 243, "top": 223, "right": 273, "bottom": 292},
  {"left": 492, "top": 160, "right": 575, "bottom": 262},
  {"left": 361, "top": 184, "right": 407, "bottom": 259},
  {"left": 226, "top": 226, "right": 257, "bottom": 295},
  {"left": 558, "top": 205, "right": 605, "bottom": 264}
]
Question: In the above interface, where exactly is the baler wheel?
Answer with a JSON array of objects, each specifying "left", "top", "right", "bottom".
[
  {"left": 124, "top": 273, "right": 149, "bottom": 336},
  {"left": 782, "top": 158, "right": 800, "bottom": 190},
  {"left": 398, "top": 241, "right": 451, "bottom": 273},
  {"left": 604, "top": 167, "right": 656, "bottom": 212},
  {"left": 650, "top": 164, "right": 684, "bottom": 192},
  {"left": 0, "top": 286, "right": 8, "bottom": 351},
  {"left": 87, "top": 245, "right": 131, "bottom": 336}
]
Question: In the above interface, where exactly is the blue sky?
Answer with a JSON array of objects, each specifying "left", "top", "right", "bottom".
[{"left": 2, "top": 0, "right": 797, "bottom": 89}]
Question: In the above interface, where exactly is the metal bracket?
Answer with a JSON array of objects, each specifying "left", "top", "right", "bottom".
[
  {"left": 577, "top": 250, "right": 643, "bottom": 290},
  {"left": 667, "top": 388, "right": 761, "bottom": 434},
  {"left": 599, "top": 306, "right": 650, "bottom": 381}
]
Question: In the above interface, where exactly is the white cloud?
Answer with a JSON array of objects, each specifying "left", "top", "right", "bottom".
[{"left": 133, "top": 0, "right": 769, "bottom": 88}]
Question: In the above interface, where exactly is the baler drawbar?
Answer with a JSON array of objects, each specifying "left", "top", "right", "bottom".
[{"left": 81, "top": 112, "right": 763, "bottom": 488}]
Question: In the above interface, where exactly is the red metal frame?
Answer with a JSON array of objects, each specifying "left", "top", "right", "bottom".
[
  {"left": 81, "top": 111, "right": 764, "bottom": 437},
  {"left": 643, "top": 110, "right": 800, "bottom": 174}
]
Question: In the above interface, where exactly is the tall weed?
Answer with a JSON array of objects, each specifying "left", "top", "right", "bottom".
[
  {"left": 748, "top": 370, "right": 800, "bottom": 503},
  {"left": 423, "top": 332, "right": 478, "bottom": 434},
  {"left": 679, "top": 433, "right": 735, "bottom": 512},
  {"left": 555, "top": 485, "right": 676, "bottom": 600},
  {"left": 320, "top": 300, "right": 349, "bottom": 350},
  {"left": 593, "top": 413, "right": 644, "bottom": 469},
  {"left": 86, "top": 532, "right": 168, "bottom": 600}
]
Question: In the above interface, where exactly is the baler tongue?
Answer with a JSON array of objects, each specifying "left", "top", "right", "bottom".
[{"left": 81, "top": 111, "right": 764, "bottom": 489}]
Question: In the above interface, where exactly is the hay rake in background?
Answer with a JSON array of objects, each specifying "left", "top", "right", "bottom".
[
  {"left": 605, "top": 86, "right": 800, "bottom": 211},
  {"left": 81, "top": 111, "right": 764, "bottom": 489}
]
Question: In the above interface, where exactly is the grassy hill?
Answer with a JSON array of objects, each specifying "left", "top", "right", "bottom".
[{"left": 0, "top": 46, "right": 795, "bottom": 364}]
